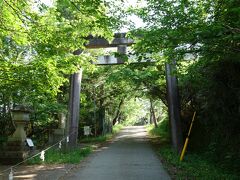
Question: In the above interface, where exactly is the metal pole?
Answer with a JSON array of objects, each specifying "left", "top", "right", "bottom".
[{"left": 165, "top": 61, "right": 183, "bottom": 153}]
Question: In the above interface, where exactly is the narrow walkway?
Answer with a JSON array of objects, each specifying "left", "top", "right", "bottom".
[{"left": 63, "top": 126, "right": 170, "bottom": 180}]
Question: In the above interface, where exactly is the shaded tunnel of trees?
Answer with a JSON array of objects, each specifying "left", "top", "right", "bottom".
[{"left": 0, "top": 0, "right": 239, "bottom": 175}]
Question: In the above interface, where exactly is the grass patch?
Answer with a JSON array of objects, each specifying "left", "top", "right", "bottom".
[
  {"left": 147, "top": 119, "right": 239, "bottom": 179},
  {"left": 80, "top": 136, "right": 108, "bottom": 143},
  {"left": 112, "top": 124, "right": 124, "bottom": 134},
  {"left": 27, "top": 147, "right": 92, "bottom": 164},
  {"left": 146, "top": 117, "right": 170, "bottom": 143}
]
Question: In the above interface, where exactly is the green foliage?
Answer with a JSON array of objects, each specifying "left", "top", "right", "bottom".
[
  {"left": 112, "top": 124, "right": 124, "bottom": 134},
  {"left": 80, "top": 136, "right": 108, "bottom": 143},
  {"left": 159, "top": 146, "right": 239, "bottom": 179},
  {"left": 0, "top": 0, "right": 239, "bottom": 176},
  {"left": 27, "top": 147, "right": 92, "bottom": 164},
  {"left": 0, "top": 0, "right": 114, "bottom": 138},
  {"left": 131, "top": 0, "right": 240, "bottom": 61},
  {"left": 147, "top": 119, "right": 239, "bottom": 178},
  {"left": 81, "top": 61, "right": 168, "bottom": 130},
  {"left": 121, "top": 98, "right": 148, "bottom": 125},
  {"left": 129, "top": 0, "right": 240, "bottom": 174},
  {"left": 147, "top": 115, "right": 170, "bottom": 141},
  {"left": 79, "top": 62, "right": 165, "bottom": 133},
  {"left": 179, "top": 58, "right": 240, "bottom": 172},
  {"left": 0, "top": 0, "right": 113, "bottom": 101}
]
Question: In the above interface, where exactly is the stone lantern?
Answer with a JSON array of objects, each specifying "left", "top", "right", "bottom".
[
  {"left": 49, "top": 112, "right": 66, "bottom": 144},
  {"left": 9, "top": 105, "right": 30, "bottom": 142},
  {"left": 0, "top": 105, "right": 32, "bottom": 164}
]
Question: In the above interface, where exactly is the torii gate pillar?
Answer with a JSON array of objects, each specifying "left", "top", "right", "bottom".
[
  {"left": 68, "top": 69, "right": 82, "bottom": 147},
  {"left": 165, "top": 61, "right": 183, "bottom": 153}
]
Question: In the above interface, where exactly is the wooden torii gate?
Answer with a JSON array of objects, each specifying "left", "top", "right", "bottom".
[{"left": 67, "top": 33, "right": 183, "bottom": 152}]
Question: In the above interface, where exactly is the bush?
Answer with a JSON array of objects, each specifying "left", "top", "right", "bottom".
[
  {"left": 159, "top": 146, "right": 239, "bottom": 179},
  {"left": 179, "top": 58, "right": 240, "bottom": 173},
  {"left": 147, "top": 115, "right": 170, "bottom": 142},
  {"left": 147, "top": 118, "right": 239, "bottom": 178}
]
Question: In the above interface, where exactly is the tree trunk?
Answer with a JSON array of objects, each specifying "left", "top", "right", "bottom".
[
  {"left": 149, "top": 111, "right": 152, "bottom": 124},
  {"left": 112, "top": 98, "right": 124, "bottom": 126},
  {"left": 150, "top": 99, "right": 158, "bottom": 128},
  {"left": 97, "top": 85, "right": 105, "bottom": 135}
]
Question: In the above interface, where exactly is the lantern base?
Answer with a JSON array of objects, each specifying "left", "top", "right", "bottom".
[{"left": 0, "top": 141, "right": 35, "bottom": 165}]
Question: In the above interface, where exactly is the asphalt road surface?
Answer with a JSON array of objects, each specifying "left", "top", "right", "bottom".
[{"left": 64, "top": 126, "right": 170, "bottom": 180}]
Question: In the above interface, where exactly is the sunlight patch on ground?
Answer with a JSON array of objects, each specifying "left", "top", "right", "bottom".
[{"left": 14, "top": 174, "right": 37, "bottom": 179}]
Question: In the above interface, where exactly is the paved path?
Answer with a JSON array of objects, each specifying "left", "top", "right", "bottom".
[{"left": 63, "top": 126, "right": 170, "bottom": 180}]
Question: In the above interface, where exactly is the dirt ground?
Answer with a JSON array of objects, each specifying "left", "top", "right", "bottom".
[
  {"left": 0, "top": 164, "right": 77, "bottom": 180},
  {"left": 0, "top": 144, "right": 101, "bottom": 180}
]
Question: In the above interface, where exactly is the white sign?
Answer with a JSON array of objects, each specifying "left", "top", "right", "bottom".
[
  {"left": 26, "top": 138, "right": 34, "bottom": 147},
  {"left": 84, "top": 126, "right": 91, "bottom": 136}
]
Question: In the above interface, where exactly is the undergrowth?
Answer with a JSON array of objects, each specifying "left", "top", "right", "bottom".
[
  {"left": 147, "top": 118, "right": 239, "bottom": 179},
  {"left": 112, "top": 124, "right": 124, "bottom": 134},
  {"left": 27, "top": 147, "right": 92, "bottom": 164},
  {"left": 160, "top": 146, "right": 239, "bottom": 179},
  {"left": 27, "top": 124, "right": 123, "bottom": 165}
]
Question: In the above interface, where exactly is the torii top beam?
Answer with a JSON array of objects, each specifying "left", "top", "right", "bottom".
[{"left": 85, "top": 33, "right": 134, "bottom": 49}]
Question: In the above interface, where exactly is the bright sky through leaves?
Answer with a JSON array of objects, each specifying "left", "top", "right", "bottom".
[{"left": 39, "top": 0, "right": 145, "bottom": 31}]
